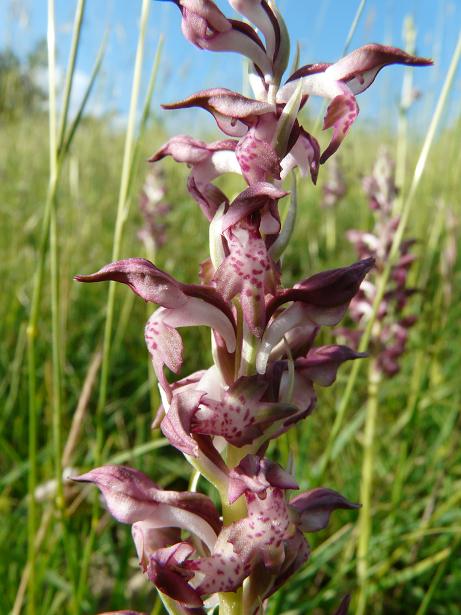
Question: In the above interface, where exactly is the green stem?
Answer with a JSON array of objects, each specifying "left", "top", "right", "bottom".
[
  {"left": 94, "top": 0, "right": 151, "bottom": 465},
  {"left": 325, "top": 206, "right": 336, "bottom": 255},
  {"left": 57, "top": 0, "right": 86, "bottom": 153},
  {"left": 26, "top": 2, "right": 88, "bottom": 611},
  {"left": 356, "top": 358, "right": 381, "bottom": 615},
  {"left": 394, "top": 16, "right": 416, "bottom": 216},
  {"left": 219, "top": 588, "right": 243, "bottom": 615},
  {"left": 343, "top": 0, "right": 367, "bottom": 55},
  {"left": 77, "top": 0, "right": 152, "bottom": 600},
  {"left": 48, "top": 0, "right": 65, "bottom": 524}
]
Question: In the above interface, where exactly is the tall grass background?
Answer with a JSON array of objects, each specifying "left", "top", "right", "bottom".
[{"left": 1, "top": 1, "right": 460, "bottom": 613}]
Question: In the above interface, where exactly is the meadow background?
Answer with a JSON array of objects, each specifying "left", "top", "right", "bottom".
[{"left": 1, "top": 0, "right": 460, "bottom": 613}]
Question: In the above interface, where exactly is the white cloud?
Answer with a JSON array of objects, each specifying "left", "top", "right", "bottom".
[{"left": 33, "top": 65, "right": 107, "bottom": 119}]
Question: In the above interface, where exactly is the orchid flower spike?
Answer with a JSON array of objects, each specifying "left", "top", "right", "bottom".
[{"left": 74, "top": 2, "right": 431, "bottom": 613}]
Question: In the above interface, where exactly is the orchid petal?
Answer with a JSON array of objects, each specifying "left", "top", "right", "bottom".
[
  {"left": 161, "top": 296, "right": 236, "bottom": 352},
  {"left": 145, "top": 310, "right": 184, "bottom": 392},
  {"left": 230, "top": 488, "right": 295, "bottom": 568},
  {"left": 256, "top": 260, "right": 373, "bottom": 374},
  {"left": 145, "top": 296, "right": 236, "bottom": 391},
  {"left": 146, "top": 542, "right": 203, "bottom": 608},
  {"left": 206, "top": 20, "right": 273, "bottom": 77},
  {"left": 72, "top": 465, "right": 220, "bottom": 547},
  {"left": 75, "top": 258, "right": 237, "bottom": 335},
  {"left": 187, "top": 175, "right": 228, "bottom": 220},
  {"left": 290, "top": 487, "right": 359, "bottom": 532},
  {"left": 236, "top": 131, "right": 281, "bottom": 184},
  {"left": 220, "top": 182, "right": 287, "bottom": 233},
  {"left": 195, "top": 377, "right": 296, "bottom": 447},
  {"left": 173, "top": 0, "right": 272, "bottom": 75},
  {"left": 278, "top": 45, "right": 431, "bottom": 162},
  {"left": 228, "top": 455, "right": 298, "bottom": 504},
  {"left": 280, "top": 127, "right": 320, "bottom": 183},
  {"left": 185, "top": 538, "right": 250, "bottom": 594},
  {"left": 296, "top": 345, "right": 367, "bottom": 386},
  {"left": 188, "top": 487, "right": 294, "bottom": 594},
  {"left": 266, "top": 258, "right": 375, "bottom": 319},
  {"left": 320, "top": 85, "right": 359, "bottom": 163},
  {"left": 262, "top": 530, "right": 309, "bottom": 601},
  {"left": 257, "top": 304, "right": 313, "bottom": 375},
  {"left": 161, "top": 389, "right": 205, "bottom": 456},
  {"left": 228, "top": 0, "right": 279, "bottom": 61},
  {"left": 74, "top": 258, "right": 187, "bottom": 308},
  {"left": 279, "top": 369, "right": 316, "bottom": 416},
  {"left": 162, "top": 88, "right": 275, "bottom": 137},
  {"left": 149, "top": 134, "right": 212, "bottom": 164},
  {"left": 150, "top": 135, "right": 241, "bottom": 184},
  {"left": 324, "top": 43, "right": 432, "bottom": 95},
  {"left": 176, "top": 0, "right": 230, "bottom": 33},
  {"left": 214, "top": 221, "right": 278, "bottom": 336}
]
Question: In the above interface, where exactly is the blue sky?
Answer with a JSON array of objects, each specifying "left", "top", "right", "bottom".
[{"left": 1, "top": 0, "right": 460, "bottom": 131}]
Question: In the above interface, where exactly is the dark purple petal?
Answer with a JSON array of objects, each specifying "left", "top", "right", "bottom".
[
  {"left": 296, "top": 345, "right": 367, "bottom": 386},
  {"left": 290, "top": 487, "right": 360, "bottom": 532},
  {"left": 162, "top": 88, "right": 274, "bottom": 137},
  {"left": 263, "top": 530, "right": 310, "bottom": 601},
  {"left": 256, "top": 259, "right": 374, "bottom": 373},
  {"left": 187, "top": 175, "right": 229, "bottom": 220},
  {"left": 281, "top": 127, "right": 320, "bottom": 184},
  {"left": 220, "top": 183, "right": 287, "bottom": 233},
  {"left": 266, "top": 258, "right": 375, "bottom": 320},
  {"left": 228, "top": 455, "right": 298, "bottom": 503},
  {"left": 146, "top": 543, "right": 203, "bottom": 608},
  {"left": 75, "top": 258, "right": 187, "bottom": 308},
  {"left": 161, "top": 389, "right": 205, "bottom": 456},
  {"left": 72, "top": 465, "right": 221, "bottom": 542}
]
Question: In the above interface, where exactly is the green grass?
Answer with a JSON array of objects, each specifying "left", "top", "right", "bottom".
[{"left": 1, "top": 9, "right": 461, "bottom": 615}]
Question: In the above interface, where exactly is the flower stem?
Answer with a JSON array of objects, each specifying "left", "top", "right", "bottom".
[
  {"left": 27, "top": 2, "right": 87, "bottom": 612},
  {"left": 219, "top": 588, "right": 243, "bottom": 615},
  {"left": 75, "top": 0, "right": 152, "bottom": 600},
  {"left": 356, "top": 357, "right": 381, "bottom": 615},
  {"left": 95, "top": 0, "right": 151, "bottom": 465}
]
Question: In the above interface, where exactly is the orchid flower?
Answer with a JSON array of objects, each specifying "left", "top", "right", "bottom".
[
  {"left": 74, "top": 2, "right": 430, "bottom": 612},
  {"left": 73, "top": 462, "right": 357, "bottom": 611},
  {"left": 339, "top": 150, "right": 418, "bottom": 377}
]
